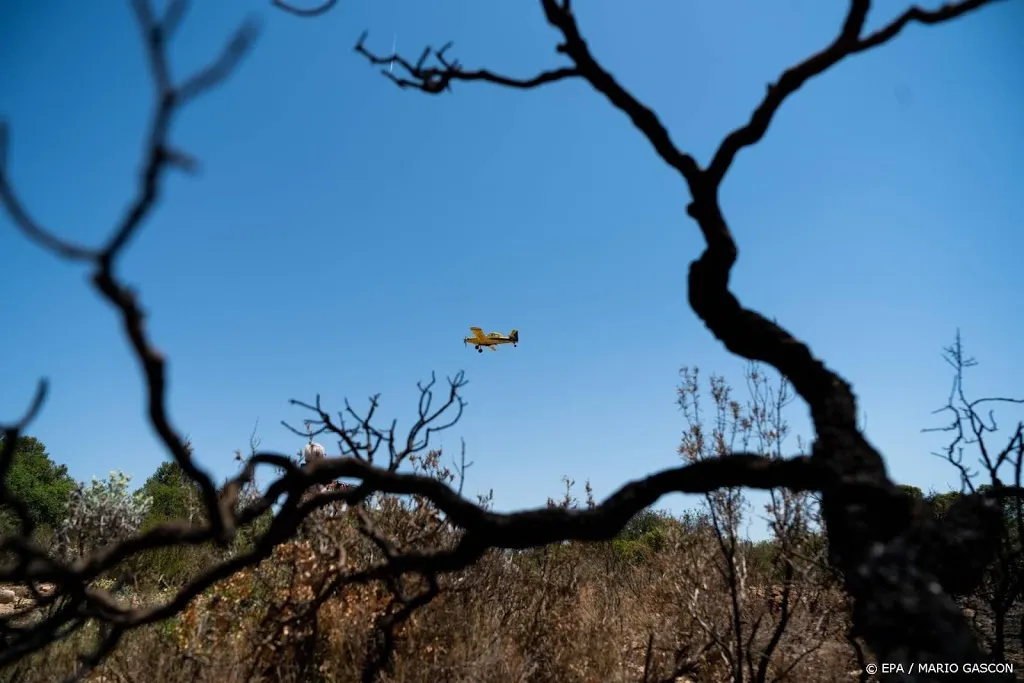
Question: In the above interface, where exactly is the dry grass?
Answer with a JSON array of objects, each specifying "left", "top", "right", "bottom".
[
  {"left": 0, "top": 509, "right": 860, "bottom": 683},
  {"left": 0, "top": 376, "right": 869, "bottom": 683}
]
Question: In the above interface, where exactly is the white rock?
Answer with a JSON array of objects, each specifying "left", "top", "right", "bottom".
[{"left": 0, "top": 588, "right": 16, "bottom": 604}]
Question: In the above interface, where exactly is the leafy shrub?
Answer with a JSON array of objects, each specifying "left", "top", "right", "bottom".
[
  {"left": 0, "top": 436, "right": 75, "bottom": 532},
  {"left": 57, "top": 471, "right": 152, "bottom": 558},
  {"left": 141, "top": 461, "right": 202, "bottom": 525},
  {"left": 611, "top": 508, "right": 672, "bottom": 564}
]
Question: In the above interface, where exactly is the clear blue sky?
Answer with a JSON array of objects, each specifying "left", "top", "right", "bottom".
[{"left": 2, "top": 1, "right": 1022, "bottom": 533}]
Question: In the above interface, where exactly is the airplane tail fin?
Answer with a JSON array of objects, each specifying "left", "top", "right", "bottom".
[{"left": 510, "top": 329, "right": 519, "bottom": 343}]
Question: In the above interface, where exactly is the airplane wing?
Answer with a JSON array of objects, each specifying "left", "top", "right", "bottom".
[{"left": 469, "top": 327, "right": 487, "bottom": 342}]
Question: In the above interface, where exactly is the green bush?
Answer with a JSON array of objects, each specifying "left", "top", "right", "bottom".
[
  {"left": 611, "top": 509, "right": 671, "bottom": 564},
  {"left": 128, "top": 534, "right": 221, "bottom": 589},
  {"left": 0, "top": 435, "right": 75, "bottom": 532},
  {"left": 124, "top": 460, "right": 273, "bottom": 588},
  {"left": 141, "top": 461, "right": 203, "bottom": 525}
]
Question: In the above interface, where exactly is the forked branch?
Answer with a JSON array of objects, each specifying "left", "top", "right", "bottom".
[
  {"left": 341, "top": 0, "right": 1010, "bottom": 676},
  {"left": 0, "top": 0, "right": 1010, "bottom": 679},
  {"left": 0, "top": 0, "right": 258, "bottom": 545},
  {"left": 354, "top": 32, "right": 580, "bottom": 94},
  {"left": 271, "top": 0, "right": 338, "bottom": 19}
]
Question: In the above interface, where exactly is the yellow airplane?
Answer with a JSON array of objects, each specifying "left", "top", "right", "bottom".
[{"left": 464, "top": 327, "right": 519, "bottom": 353}]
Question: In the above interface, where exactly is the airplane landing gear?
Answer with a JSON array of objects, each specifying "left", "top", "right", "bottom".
[{"left": 477, "top": 347, "right": 483, "bottom": 353}]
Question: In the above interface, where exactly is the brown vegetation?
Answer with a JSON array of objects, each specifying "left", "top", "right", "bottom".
[
  {"left": 4, "top": 357, "right": 1020, "bottom": 683},
  {"left": 2, "top": 409, "right": 860, "bottom": 683},
  {"left": 0, "top": 535, "right": 857, "bottom": 683},
  {"left": 2, "top": 1, "right": 1021, "bottom": 682}
]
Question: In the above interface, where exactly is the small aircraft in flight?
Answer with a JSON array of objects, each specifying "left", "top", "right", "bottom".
[{"left": 464, "top": 327, "right": 519, "bottom": 353}]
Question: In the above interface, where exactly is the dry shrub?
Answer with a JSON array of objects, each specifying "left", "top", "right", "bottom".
[
  {"left": 0, "top": 370, "right": 866, "bottom": 683},
  {"left": 111, "top": 537, "right": 845, "bottom": 682},
  {"left": 3, "top": 371, "right": 866, "bottom": 683},
  {"left": 5, "top": 515, "right": 858, "bottom": 683}
]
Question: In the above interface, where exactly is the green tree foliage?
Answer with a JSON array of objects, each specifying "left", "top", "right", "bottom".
[
  {"left": 898, "top": 484, "right": 924, "bottom": 500},
  {"left": 927, "top": 490, "right": 960, "bottom": 520},
  {"left": 129, "top": 459, "right": 273, "bottom": 588},
  {"left": 141, "top": 461, "right": 201, "bottom": 524},
  {"left": 611, "top": 508, "right": 673, "bottom": 563},
  {"left": 0, "top": 435, "right": 75, "bottom": 531},
  {"left": 926, "top": 485, "right": 1021, "bottom": 547},
  {"left": 130, "top": 461, "right": 210, "bottom": 586}
]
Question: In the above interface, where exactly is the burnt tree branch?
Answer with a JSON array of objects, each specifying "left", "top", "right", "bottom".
[
  {"left": 0, "top": 0, "right": 258, "bottom": 548},
  {"left": 0, "top": 0, "right": 1011, "bottom": 680},
  {"left": 346, "top": 0, "right": 1011, "bottom": 678},
  {"left": 271, "top": 0, "right": 338, "bottom": 19}
]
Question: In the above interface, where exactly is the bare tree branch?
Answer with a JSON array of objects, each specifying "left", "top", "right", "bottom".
[
  {"left": 0, "top": 1, "right": 257, "bottom": 547},
  {"left": 0, "top": 415, "right": 816, "bottom": 667},
  {"left": 271, "top": 0, "right": 338, "bottom": 19},
  {"left": 354, "top": 32, "right": 580, "bottom": 94},
  {"left": 924, "top": 334, "right": 1024, "bottom": 663},
  {"left": 0, "top": 1, "right": 258, "bottom": 677},
  {"left": 706, "top": 0, "right": 1005, "bottom": 187},
  {"left": 338, "top": 0, "right": 1011, "bottom": 676},
  {"left": 0, "top": 0, "right": 1011, "bottom": 679}
]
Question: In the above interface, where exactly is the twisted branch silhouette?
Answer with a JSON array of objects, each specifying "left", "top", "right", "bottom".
[
  {"left": 0, "top": 1, "right": 1014, "bottom": 681},
  {"left": 349, "top": 0, "right": 1013, "bottom": 678}
]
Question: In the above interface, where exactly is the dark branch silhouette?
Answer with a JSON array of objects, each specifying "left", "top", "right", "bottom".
[
  {"left": 271, "top": 0, "right": 338, "bottom": 19},
  {"left": 1, "top": 0, "right": 258, "bottom": 551},
  {"left": 350, "top": 0, "right": 1013, "bottom": 678},
  {"left": 0, "top": 0, "right": 1014, "bottom": 681},
  {"left": 924, "top": 333, "right": 1024, "bottom": 661},
  {"left": 354, "top": 32, "right": 580, "bottom": 94}
]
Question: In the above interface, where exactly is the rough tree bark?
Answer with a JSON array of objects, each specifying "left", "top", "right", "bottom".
[
  {"left": 343, "top": 1, "right": 1014, "bottom": 679},
  {"left": 0, "top": 2, "right": 1017, "bottom": 682}
]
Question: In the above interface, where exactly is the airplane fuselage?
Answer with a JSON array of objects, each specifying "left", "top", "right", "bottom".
[
  {"left": 465, "top": 327, "right": 519, "bottom": 352},
  {"left": 464, "top": 337, "right": 512, "bottom": 346}
]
